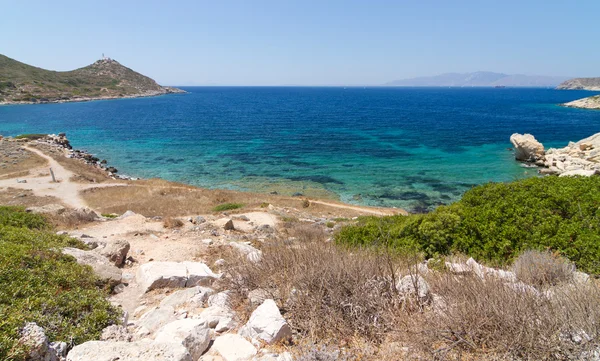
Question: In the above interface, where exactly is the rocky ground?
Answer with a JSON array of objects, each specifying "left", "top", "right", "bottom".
[{"left": 562, "top": 95, "right": 600, "bottom": 110}]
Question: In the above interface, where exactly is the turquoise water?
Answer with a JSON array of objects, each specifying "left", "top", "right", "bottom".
[{"left": 1, "top": 87, "right": 599, "bottom": 212}]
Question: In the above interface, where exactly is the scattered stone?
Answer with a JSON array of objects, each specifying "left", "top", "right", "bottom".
[
  {"left": 238, "top": 299, "right": 292, "bottom": 344},
  {"left": 212, "top": 334, "right": 257, "bottom": 361},
  {"left": 224, "top": 219, "right": 235, "bottom": 230},
  {"left": 96, "top": 239, "right": 130, "bottom": 266},
  {"left": 66, "top": 341, "right": 192, "bottom": 361},
  {"left": 154, "top": 319, "right": 211, "bottom": 360}
]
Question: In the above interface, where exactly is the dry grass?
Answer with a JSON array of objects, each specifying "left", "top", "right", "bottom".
[
  {"left": 284, "top": 222, "right": 328, "bottom": 243},
  {"left": 513, "top": 250, "right": 575, "bottom": 287},
  {"left": 163, "top": 216, "right": 184, "bottom": 229},
  {"left": 0, "top": 142, "right": 47, "bottom": 177},
  {"left": 224, "top": 240, "right": 600, "bottom": 360},
  {"left": 0, "top": 188, "right": 64, "bottom": 209}
]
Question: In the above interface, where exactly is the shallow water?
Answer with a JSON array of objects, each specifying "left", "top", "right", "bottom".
[{"left": 1, "top": 87, "right": 599, "bottom": 212}]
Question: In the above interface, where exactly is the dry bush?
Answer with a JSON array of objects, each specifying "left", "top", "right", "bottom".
[
  {"left": 513, "top": 250, "right": 575, "bottom": 287},
  {"left": 163, "top": 217, "right": 184, "bottom": 228},
  {"left": 412, "top": 273, "right": 600, "bottom": 360},
  {"left": 286, "top": 223, "right": 328, "bottom": 243},
  {"left": 224, "top": 240, "right": 417, "bottom": 342}
]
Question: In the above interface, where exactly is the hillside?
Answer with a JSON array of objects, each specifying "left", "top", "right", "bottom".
[
  {"left": 385, "top": 71, "right": 568, "bottom": 87},
  {"left": 0, "top": 54, "right": 184, "bottom": 104},
  {"left": 557, "top": 77, "right": 600, "bottom": 90},
  {"left": 562, "top": 95, "right": 600, "bottom": 110}
]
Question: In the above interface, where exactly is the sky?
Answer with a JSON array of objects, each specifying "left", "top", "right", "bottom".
[{"left": 2, "top": 0, "right": 600, "bottom": 86}]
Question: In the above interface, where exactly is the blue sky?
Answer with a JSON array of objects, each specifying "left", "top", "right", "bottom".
[{"left": 2, "top": 0, "right": 599, "bottom": 85}]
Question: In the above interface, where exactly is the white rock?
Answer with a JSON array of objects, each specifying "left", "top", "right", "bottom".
[
  {"left": 559, "top": 169, "right": 598, "bottom": 177},
  {"left": 212, "top": 334, "right": 257, "bottom": 361},
  {"left": 510, "top": 133, "right": 545, "bottom": 162},
  {"left": 160, "top": 286, "right": 214, "bottom": 309},
  {"left": 238, "top": 299, "right": 292, "bottom": 344},
  {"left": 96, "top": 239, "right": 130, "bottom": 266},
  {"left": 62, "top": 247, "right": 122, "bottom": 286},
  {"left": 229, "top": 242, "right": 262, "bottom": 263},
  {"left": 208, "top": 291, "right": 232, "bottom": 309},
  {"left": 137, "top": 262, "right": 188, "bottom": 292},
  {"left": 155, "top": 319, "right": 211, "bottom": 360},
  {"left": 197, "top": 305, "right": 236, "bottom": 328},
  {"left": 184, "top": 261, "right": 221, "bottom": 287},
  {"left": 137, "top": 306, "right": 176, "bottom": 335},
  {"left": 395, "top": 274, "right": 431, "bottom": 302},
  {"left": 66, "top": 341, "right": 192, "bottom": 361}
]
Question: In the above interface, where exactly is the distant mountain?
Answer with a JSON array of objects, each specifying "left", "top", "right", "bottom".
[
  {"left": 556, "top": 77, "right": 600, "bottom": 91},
  {"left": 385, "top": 71, "right": 569, "bottom": 87},
  {"left": 0, "top": 54, "right": 184, "bottom": 104}
]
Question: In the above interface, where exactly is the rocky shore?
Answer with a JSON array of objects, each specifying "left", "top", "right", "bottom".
[
  {"left": 510, "top": 132, "right": 600, "bottom": 176},
  {"left": 562, "top": 95, "right": 600, "bottom": 110}
]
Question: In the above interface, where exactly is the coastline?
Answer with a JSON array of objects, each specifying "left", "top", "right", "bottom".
[
  {"left": 561, "top": 95, "right": 600, "bottom": 110},
  {"left": 0, "top": 87, "right": 186, "bottom": 106}
]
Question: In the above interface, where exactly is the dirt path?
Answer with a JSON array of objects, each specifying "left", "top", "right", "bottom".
[
  {"left": 0, "top": 146, "right": 122, "bottom": 209},
  {"left": 310, "top": 199, "right": 405, "bottom": 216}
]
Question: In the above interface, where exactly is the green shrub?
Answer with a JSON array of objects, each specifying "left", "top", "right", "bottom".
[
  {"left": 0, "top": 207, "right": 119, "bottom": 360},
  {"left": 336, "top": 176, "right": 600, "bottom": 274},
  {"left": 212, "top": 203, "right": 244, "bottom": 212},
  {"left": 13, "top": 134, "right": 47, "bottom": 141}
]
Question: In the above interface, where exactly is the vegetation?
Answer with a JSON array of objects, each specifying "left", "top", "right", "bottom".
[
  {"left": 0, "top": 206, "right": 119, "bottom": 360},
  {"left": 336, "top": 176, "right": 600, "bottom": 274},
  {"left": 212, "top": 202, "right": 244, "bottom": 212},
  {"left": 0, "top": 54, "right": 168, "bottom": 103},
  {"left": 14, "top": 134, "right": 47, "bottom": 140}
]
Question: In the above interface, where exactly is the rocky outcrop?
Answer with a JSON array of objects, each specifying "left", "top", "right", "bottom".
[
  {"left": 62, "top": 247, "right": 122, "bottom": 286},
  {"left": 557, "top": 77, "right": 600, "bottom": 91},
  {"left": 562, "top": 95, "right": 600, "bottom": 110},
  {"left": 238, "top": 299, "right": 292, "bottom": 345},
  {"left": 511, "top": 132, "right": 600, "bottom": 176},
  {"left": 510, "top": 133, "right": 545, "bottom": 162}
]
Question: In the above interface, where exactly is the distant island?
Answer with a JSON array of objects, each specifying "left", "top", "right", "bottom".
[
  {"left": 385, "top": 71, "right": 569, "bottom": 87},
  {"left": 557, "top": 77, "right": 600, "bottom": 110},
  {"left": 0, "top": 54, "right": 184, "bottom": 105}
]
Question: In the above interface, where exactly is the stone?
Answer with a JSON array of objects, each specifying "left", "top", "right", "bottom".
[
  {"left": 248, "top": 289, "right": 271, "bottom": 308},
  {"left": 229, "top": 242, "right": 262, "bottom": 263},
  {"left": 197, "top": 305, "right": 236, "bottom": 328},
  {"left": 559, "top": 169, "right": 598, "bottom": 177},
  {"left": 208, "top": 291, "right": 232, "bottom": 309},
  {"left": 66, "top": 341, "right": 192, "bottom": 361},
  {"left": 195, "top": 216, "right": 207, "bottom": 224},
  {"left": 62, "top": 247, "right": 122, "bottom": 286},
  {"left": 184, "top": 261, "right": 220, "bottom": 287},
  {"left": 155, "top": 319, "right": 211, "bottom": 360},
  {"left": 137, "top": 306, "right": 177, "bottom": 335},
  {"left": 19, "top": 322, "right": 48, "bottom": 361},
  {"left": 212, "top": 334, "right": 257, "bottom": 361},
  {"left": 224, "top": 219, "right": 235, "bottom": 230},
  {"left": 137, "top": 262, "right": 188, "bottom": 292},
  {"left": 100, "top": 325, "right": 132, "bottom": 342},
  {"left": 160, "top": 286, "right": 214, "bottom": 309},
  {"left": 573, "top": 271, "right": 590, "bottom": 284},
  {"left": 395, "top": 274, "right": 431, "bottom": 302},
  {"left": 510, "top": 133, "right": 545, "bottom": 162},
  {"left": 96, "top": 239, "right": 130, "bottom": 266},
  {"left": 238, "top": 299, "right": 292, "bottom": 344}
]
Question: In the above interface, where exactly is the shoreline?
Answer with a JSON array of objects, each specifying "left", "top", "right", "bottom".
[{"left": 0, "top": 87, "right": 186, "bottom": 106}]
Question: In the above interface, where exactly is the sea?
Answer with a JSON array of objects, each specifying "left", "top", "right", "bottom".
[{"left": 1, "top": 87, "right": 599, "bottom": 212}]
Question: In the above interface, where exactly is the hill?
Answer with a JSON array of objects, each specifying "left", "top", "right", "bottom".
[
  {"left": 556, "top": 77, "right": 600, "bottom": 90},
  {"left": 0, "top": 54, "right": 184, "bottom": 104},
  {"left": 562, "top": 95, "right": 600, "bottom": 110},
  {"left": 385, "top": 71, "right": 568, "bottom": 87}
]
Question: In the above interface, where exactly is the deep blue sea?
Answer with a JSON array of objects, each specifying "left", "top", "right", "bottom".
[{"left": 1, "top": 87, "right": 599, "bottom": 212}]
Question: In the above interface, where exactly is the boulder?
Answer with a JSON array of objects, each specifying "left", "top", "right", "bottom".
[
  {"left": 207, "top": 291, "right": 232, "bottom": 309},
  {"left": 238, "top": 299, "right": 292, "bottom": 344},
  {"left": 155, "top": 319, "right": 211, "bottom": 360},
  {"left": 62, "top": 247, "right": 121, "bottom": 286},
  {"left": 396, "top": 274, "right": 431, "bottom": 302},
  {"left": 66, "top": 341, "right": 192, "bottom": 361},
  {"left": 212, "top": 334, "right": 257, "bottom": 361},
  {"left": 559, "top": 169, "right": 598, "bottom": 177},
  {"left": 510, "top": 133, "right": 545, "bottom": 162},
  {"left": 19, "top": 322, "right": 66, "bottom": 361},
  {"left": 224, "top": 219, "right": 235, "bottom": 230},
  {"left": 198, "top": 305, "right": 236, "bottom": 330},
  {"left": 137, "top": 262, "right": 220, "bottom": 293},
  {"left": 160, "top": 286, "right": 214, "bottom": 309},
  {"left": 184, "top": 261, "right": 220, "bottom": 287},
  {"left": 96, "top": 239, "right": 130, "bottom": 266},
  {"left": 136, "top": 306, "right": 177, "bottom": 335},
  {"left": 137, "top": 262, "right": 188, "bottom": 292}
]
